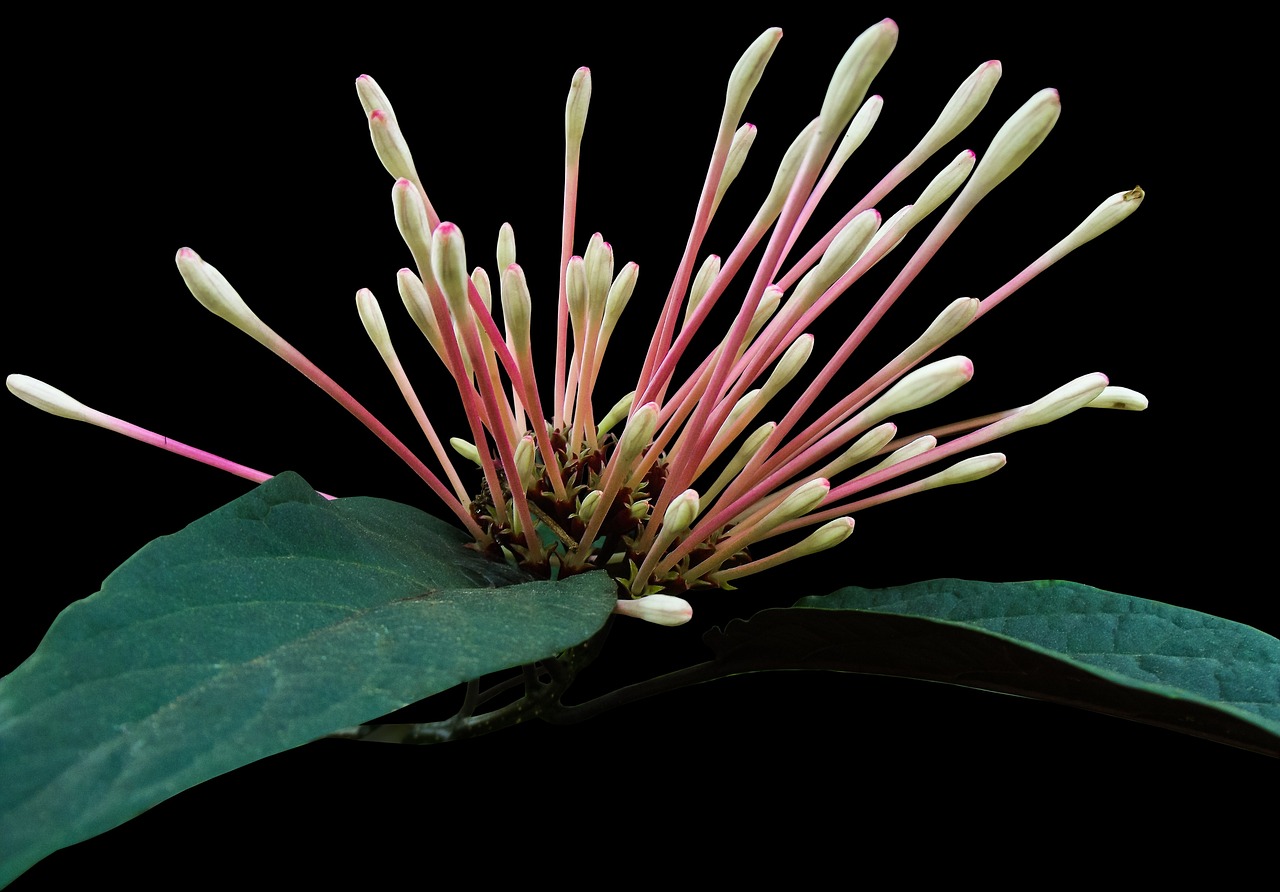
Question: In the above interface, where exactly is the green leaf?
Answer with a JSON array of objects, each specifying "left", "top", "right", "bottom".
[
  {"left": 0, "top": 473, "right": 617, "bottom": 885},
  {"left": 705, "top": 579, "right": 1280, "bottom": 756}
]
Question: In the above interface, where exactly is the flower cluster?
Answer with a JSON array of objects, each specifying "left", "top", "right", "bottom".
[{"left": 8, "top": 19, "right": 1145, "bottom": 627}]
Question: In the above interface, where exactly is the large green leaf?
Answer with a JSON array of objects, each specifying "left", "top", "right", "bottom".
[
  {"left": 0, "top": 473, "right": 617, "bottom": 885},
  {"left": 705, "top": 579, "right": 1279, "bottom": 756}
]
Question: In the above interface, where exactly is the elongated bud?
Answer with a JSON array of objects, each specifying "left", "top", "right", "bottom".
[
  {"left": 497, "top": 222, "right": 517, "bottom": 274},
  {"left": 355, "top": 74, "right": 397, "bottom": 122},
  {"left": 863, "top": 434, "right": 936, "bottom": 477},
  {"left": 397, "top": 269, "right": 444, "bottom": 355},
  {"left": 617, "top": 401, "right": 660, "bottom": 463},
  {"left": 583, "top": 232, "right": 613, "bottom": 314},
  {"left": 1056, "top": 187, "right": 1145, "bottom": 254},
  {"left": 597, "top": 390, "right": 635, "bottom": 437},
  {"left": 601, "top": 262, "right": 639, "bottom": 332},
  {"left": 794, "top": 209, "right": 880, "bottom": 307},
  {"left": 577, "top": 489, "right": 603, "bottom": 523},
  {"left": 713, "top": 123, "right": 758, "bottom": 212},
  {"left": 725, "top": 28, "right": 782, "bottom": 129},
  {"left": 761, "top": 334, "right": 814, "bottom": 397},
  {"left": 910, "top": 296, "right": 980, "bottom": 355},
  {"left": 368, "top": 109, "right": 418, "bottom": 183},
  {"left": 791, "top": 516, "right": 856, "bottom": 557},
  {"left": 1006, "top": 372, "right": 1109, "bottom": 432},
  {"left": 964, "top": 88, "right": 1061, "bottom": 202},
  {"left": 450, "top": 437, "right": 482, "bottom": 466},
  {"left": 471, "top": 267, "right": 492, "bottom": 313},
  {"left": 513, "top": 435, "right": 537, "bottom": 490},
  {"left": 612, "top": 594, "right": 693, "bottom": 627},
  {"left": 861, "top": 356, "right": 974, "bottom": 426},
  {"left": 431, "top": 222, "right": 471, "bottom": 316},
  {"left": 686, "top": 254, "right": 721, "bottom": 323},
  {"left": 629, "top": 498, "right": 650, "bottom": 521},
  {"left": 661, "top": 489, "right": 701, "bottom": 535},
  {"left": 825, "top": 422, "right": 897, "bottom": 477},
  {"left": 500, "top": 263, "right": 533, "bottom": 350},
  {"left": 1087, "top": 385, "right": 1148, "bottom": 411},
  {"left": 565, "top": 67, "right": 592, "bottom": 167},
  {"left": 393, "top": 178, "right": 434, "bottom": 272},
  {"left": 175, "top": 248, "right": 268, "bottom": 337},
  {"left": 744, "top": 285, "right": 784, "bottom": 346},
  {"left": 761, "top": 119, "right": 819, "bottom": 220},
  {"left": 8, "top": 374, "right": 93, "bottom": 422},
  {"left": 356, "top": 288, "right": 391, "bottom": 353},
  {"left": 764, "top": 478, "right": 830, "bottom": 526},
  {"left": 913, "top": 61, "right": 1002, "bottom": 159},
  {"left": 566, "top": 255, "right": 588, "bottom": 328},
  {"left": 925, "top": 452, "right": 1006, "bottom": 488},
  {"left": 914, "top": 150, "right": 977, "bottom": 219},
  {"left": 830, "top": 95, "right": 883, "bottom": 171},
  {"left": 819, "top": 19, "right": 898, "bottom": 139}
]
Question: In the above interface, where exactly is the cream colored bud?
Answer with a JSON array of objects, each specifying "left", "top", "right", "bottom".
[
  {"left": 431, "top": 222, "right": 471, "bottom": 316},
  {"left": 500, "top": 263, "right": 533, "bottom": 349},
  {"left": 612, "top": 594, "right": 694, "bottom": 627},
  {"left": 818, "top": 19, "right": 898, "bottom": 139},
  {"left": 617, "top": 402, "right": 660, "bottom": 463},
  {"left": 7, "top": 374, "right": 93, "bottom": 422},
  {"left": 470, "top": 267, "right": 492, "bottom": 314},
  {"left": 584, "top": 232, "right": 613, "bottom": 315},
  {"left": 929, "top": 452, "right": 1006, "bottom": 487},
  {"left": 713, "top": 123, "right": 758, "bottom": 213},
  {"left": 910, "top": 297, "right": 980, "bottom": 356},
  {"left": 794, "top": 209, "right": 880, "bottom": 307},
  {"left": 863, "top": 435, "right": 936, "bottom": 477},
  {"left": 725, "top": 28, "right": 782, "bottom": 130},
  {"left": 175, "top": 248, "right": 267, "bottom": 336},
  {"left": 661, "top": 489, "right": 701, "bottom": 535},
  {"left": 449, "top": 437, "right": 482, "bottom": 466},
  {"left": 1087, "top": 385, "right": 1148, "bottom": 411},
  {"left": 792, "top": 516, "right": 856, "bottom": 557},
  {"left": 629, "top": 498, "right": 651, "bottom": 521},
  {"left": 914, "top": 150, "right": 977, "bottom": 219},
  {"left": 566, "top": 255, "right": 588, "bottom": 327},
  {"left": 513, "top": 435, "right": 537, "bottom": 490},
  {"left": 686, "top": 254, "right": 722, "bottom": 324},
  {"left": 577, "top": 489, "right": 603, "bottom": 523},
  {"left": 356, "top": 288, "right": 391, "bottom": 353},
  {"left": 392, "top": 178, "right": 433, "bottom": 272},
  {"left": 396, "top": 269, "right": 444, "bottom": 355},
  {"left": 745, "top": 285, "right": 784, "bottom": 345},
  {"left": 497, "top": 222, "right": 517, "bottom": 274},
  {"left": 1008, "top": 373, "right": 1110, "bottom": 432},
  {"left": 965, "top": 88, "right": 1061, "bottom": 201},
  {"left": 761, "top": 334, "right": 814, "bottom": 397},
  {"left": 762, "top": 119, "right": 819, "bottom": 221},
  {"left": 602, "top": 262, "right": 639, "bottom": 332},
  {"left": 1058, "top": 187, "right": 1146, "bottom": 254},
  {"left": 368, "top": 109, "right": 417, "bottom": 183},
  {"left": 597, "top": 390, "right": 635, "bottom": 437},
  {"left": 565, "top": 67, "right": 592, "bottom": 166},
  {"left": 830, "top": 95, "right": 883, "bottom": 171},
  {"left": 826, "top": 422, "right": 897, "bottom": 477},
  {"left": 913, "top": 61, "right": 1002, "bottom": 159},
  {"left": 862, "top": 356, "right": 974, "bottom": 426},
  {"left": 766, "top": 477, "right": 830, "bottom": 526},
  {"left": 355, "top": 74, "right": 397, "bottom": 123}
]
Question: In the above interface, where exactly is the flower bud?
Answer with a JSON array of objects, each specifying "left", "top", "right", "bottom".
[
  {"left": 617, "top": 402, "right": 660, "bottom": 464},
  {"left": 713, "top": 123, "right": 757, "bottom": 213},
  {"left": 725, "top": 28, "right": 782, "bottom": 130},
  {"left": 450, "top": 437, "right": 482, "bottom": 466},
  {"left": 596, "top": 390, "right": 635, "bottom": 437},
  {"left": 963, "top": 88, "right": 1061, "bottom": 203},
  {"left": 431, "top": 222, "right": 471, "bottom": 317},
  {"left": 1006, "top": 373, "right": 1109, "bottom": 432},
  {"left": 175, "top": 248, "right": 269, "bottom": 339},
  {"left": 612, "top": 594, "right": 693, "bottom": 627},
  {"left": 577, "top": 489, "right": 603, "bottom": 523},
  {"left": 565, "top": 67, "right": 592, "bottom": 167},
  {"left": 685, "top": 254, "right": 721, "bottom": 324},
  {"left": 860, "top": 355, "right": 974, "bottom": 427},
  {"left": 500, "top": 263, "right": 533, "bottom": 351},
  {"left": 912, "top": 61, "right": 1002, "bottom": 160},
  {"left": 497, "top": 222, "right": 517, "bottom": 275},
  {"left": 661, "top": 489, "right": 701, "bottom": 535},
  {"left": 1087, "top": 385, "right": 1148, "bottom": 411},
  {"left": 819, "top": 19, "right": 898, "bottom": 140},
  {"left": 7, "top": 374, "right": 93, "bottom": 423}
]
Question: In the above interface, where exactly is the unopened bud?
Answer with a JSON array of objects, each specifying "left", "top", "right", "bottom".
[
  {"left": 356, "top": 288, "right": 391, "bottom": 354},
  {"left": 431, "top": 222, "right": 471, "bottom": 316},
  {"left": 597, "top": 390, "right": 635, "bottom": 437},
  {"left": 928, "top": 452, "right": 1006, "bottom": 487},
  {"left": 861, "top": 355, "right": 973, "bottom": 426},
  {"left": 7, "top": 374, "right": 93, "bottom": 422},
  {"left": 1056, "top": 187, "right": 1146, "bottom": 255},
  {"left": 449, "top": 437, "right": 481, "bottom": 466},
  {"left": 175, "top": 248, "right": 268, "bottom": 337},
  {"left": 397, "top": 269, "right": 444, "bottom": 356},
  {"left": 602, "top": 262, "right": 640, "bottom": 333},
  {"left": 617, "top": 402, "right": 660, "bottom": 463},
  {"left": 713, "top": 123, "right": 758, "bottom": 213},
  {"left": 913, "top": 61, "right": 1002, "bottom": 160},
  {"left": 819, "top": 19, "right": 898, "bottom": 140},
  {"left": 392, "top": 178, "right": 434, "bottom": 272},
  {"left": 1007, "top": 372, "right": 1109, "bottom": 432},
  {"left": 565, "top": 67, "right": 592, "bottom": 167},
  {"left": 355, "top": 74, "right": 397, "bottom": 123},
  {"left": 368, "top": 108, "right": 418, "bottom": 183},
  {"left": 577, "top": 489, "right": 603, "bottom": 523},
  {"left": 964, "top": 88, "right": 1061, "bottom": 202},
  {"left": 725, "top": 28, "right": 782, "bottom": 129},
  {"left": 612, "top": 594, "right": 693, "bottom": 627},
  {"left": 661, "top": 489, "right": 701, "bottom": 535},
  {"left": 765, "top": 477, "right": 830, "bottom": 526},
  {"left": 686, "top": 254, "right": 722, "bottom": 323},
  {"left": 497, "top": 222, "right": 517, "bottom": 275},
  {"left": 500, "top": 263, "right": 533, "bottom": 350},
  {"left": 513, "top": 435, "right": 537, "bottom": 490},
  {"left": 791, "top": 516, "right": 856, "bottom": 557},
  {"left": 1087, "top": 385, "right": 1148, "bottom": 411}
]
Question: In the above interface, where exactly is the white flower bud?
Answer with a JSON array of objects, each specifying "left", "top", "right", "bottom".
[
  {"left": 765, "top": 477, "right": 830, "bottom": 526},
  {"left": 430, "top": 222, "right": 471, "bottom": 317},
  {"left": 861, "top": 355, "right": 974, "bottom": 426},
  {"left": 500, "top": 263, "right": 533, "bottom": 351},
  {"left": 392, "top": 178, "right": 434, "bottom": 273},
  {"left": 713, "top": 123, "right": 758, "bottom": 213},
  {"left": 686, "top": 254, "right": 721, "bottom": 324},
  {"left": 602, "top": 262, "right": 640, "bottom": 333},
  {"left": 1007, "top": 373, "right": 1109, "bottom": 432},
  {"left": 617, "top": 402, "right": 660, "bottom": 463},
  {"left": 449, "top": 437, "right": 482, "bottom": 466},
  {"left": 790, "top": 516, "right": 856, "bottom": 557},
  {"left": 7, "top": 374, "right": 93, "bottom": 423},
  {"left": 912, "top": 61, "right": 1002, "bottom": 160},
  {"left": 396, "top": 269, "right": 445, "bottom": 357},
  {"left": 497, "top": 222, "right": 517, "bottom": 275},
  {"left": 612, "top": 594, "right": 693, "bottom": 627},
  {"left": 513, "top": 435, "right": 537, "bottom": 490},
  {"left": 725, "top": 28, "right": 782, "bottom": 130},
  {"left": 577, "top": 489, "right": 603, "bottom": 523},
  {"left": 1055, "top": 187, "right": 1145, "bottom": 255},
  {"left": 565, "top": 67, "right": 592, "bottom": 167},
  {"left": 356, "top": 288, "right": 391, "bottom": 354},
  {"left": 355, "top": 74, "right": 398, "bottom": 123},
  {"left": 1087, "top": 385, "right": 1148, "bottom": 411},
  {"left": 661, "top": 489, "right": 701, "bottom": 535},
  {"left": 596, "top": 390, "right": 635, "bottom": 437},
  {"left": 819, "top": 19, "right": 898, "bottom": 140},
  {"left": 367, "top": 108, "right": 418, "bottom": 184},
  {"left": 963, "top": 88, "right": 1061, "bottom": 203},
  {"left": 175, "top": 248, "right": 268, "bottom": 338}
]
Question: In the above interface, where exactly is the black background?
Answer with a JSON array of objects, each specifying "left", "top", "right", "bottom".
[{"left": 5, "top": 8, "right": 1272, "bottom": 883}]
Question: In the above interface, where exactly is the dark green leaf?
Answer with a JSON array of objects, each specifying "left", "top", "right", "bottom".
[
  {"left": 705, "top": 579, "right": 1279, "bottom": 756},
  {"left": 0, "top": 473, "right": 616, "bottom": 884}
]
